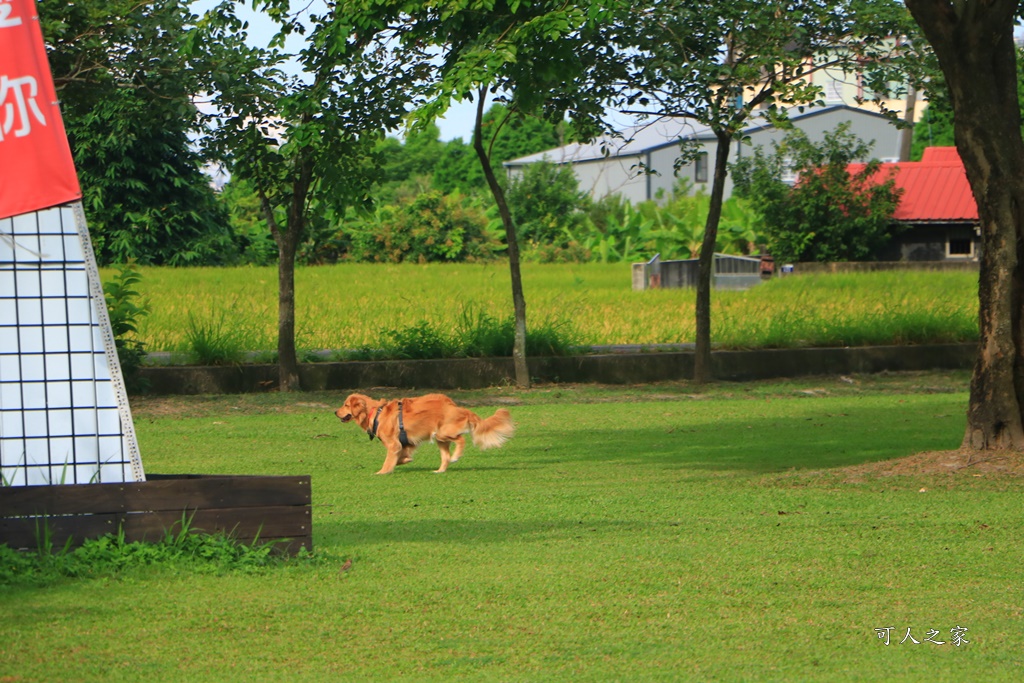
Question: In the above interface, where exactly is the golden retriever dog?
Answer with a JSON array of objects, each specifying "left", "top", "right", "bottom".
[{"left": 335, "top": 393, "right": 514, "bottom": 474}]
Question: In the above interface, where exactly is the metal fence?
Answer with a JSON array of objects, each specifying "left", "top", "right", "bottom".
[{"left": 632, "top": 253, "right": 763, "bottom": 291}]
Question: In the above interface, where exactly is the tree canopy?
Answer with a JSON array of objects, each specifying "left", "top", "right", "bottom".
[
  {"left": 188, "top": 0, "right": 425, "bottom": 389},
  {"left": 909, "top": 45, "right": 1024, "bottom": 161},
  {"left": 604, "top": 0, "right": 918, "bottom": 381},
  {"left": 39, "top": 0, "right": 232, "bottom": 266},
  {"left": 341, "top": 0, "right": 620, "bottom": 387},
  {"left": 375, "top": 104, "right": 566, "bottom": 200}
]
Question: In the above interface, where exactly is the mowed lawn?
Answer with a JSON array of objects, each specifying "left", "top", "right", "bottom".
[{"left": 3, "top": 373, "right": 1022, "bottom": 680}]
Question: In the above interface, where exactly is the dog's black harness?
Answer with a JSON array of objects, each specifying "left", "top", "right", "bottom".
[
  {"left": 367, "top": 401, "right": 412, "bottom": 448},
  {"left": 368, "top": 405, "right": 384, "bottom": 441}
]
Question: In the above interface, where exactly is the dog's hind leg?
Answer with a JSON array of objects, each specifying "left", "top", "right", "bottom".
[
  {"left": 435, "top": 434, "right": 466, "bottom": 472},
  {"left": 449, "top": 435, "right": 466, "bottom": 463},
  {"left": 435, "top": 441, "right": 453, "bottom": 473}
]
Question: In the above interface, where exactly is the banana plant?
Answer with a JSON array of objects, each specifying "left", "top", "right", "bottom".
[{"left": 717, "top": 198, "right": 764, "bottom": 254}]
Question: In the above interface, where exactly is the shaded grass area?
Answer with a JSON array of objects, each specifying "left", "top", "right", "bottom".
[
  {"left": 116, "top": 264, "right": 979, "bottom": 355},
  {"left": 4, "top": 373, "right": 1021, "bottom": 680}
]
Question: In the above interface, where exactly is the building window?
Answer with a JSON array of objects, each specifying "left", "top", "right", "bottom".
[
  {"left": 780, "top": 156, "right": 797, "bottom": 185},
  {"left": 695, "top": 153, "right": 708, "bottom": 183},
  {"left": 947, "top": 236, "right": 974, "bottom": 258},
  {"left": 825, "top": 78, "right": 844, "bottom": 103}
]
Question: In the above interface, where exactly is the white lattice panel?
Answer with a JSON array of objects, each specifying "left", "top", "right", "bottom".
[{"left": 0, "top": 203, "right": 144, "bottom": 485}]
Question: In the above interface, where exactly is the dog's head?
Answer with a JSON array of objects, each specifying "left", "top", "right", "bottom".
[{"left": 335, "top": 393, "right": 370, "bottom": 426}]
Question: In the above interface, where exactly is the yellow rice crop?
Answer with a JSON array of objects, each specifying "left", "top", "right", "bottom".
[{"left": 109, "top": 263, "right": 979, "bottom": 353}]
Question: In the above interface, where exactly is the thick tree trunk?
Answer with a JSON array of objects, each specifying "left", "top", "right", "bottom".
[
  {"left": 693, "top": 131, "right": 733, "bottom": 384},
  {"left": 907, "top": 0, "right": 1024, "bottom": 449},
  {"left": 473, "top": 96, "right": 530, "bottom": 388}
]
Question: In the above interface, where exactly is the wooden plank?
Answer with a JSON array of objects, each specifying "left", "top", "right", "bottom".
[
  {"left": 1, "top": 507, "right": 312, "bottom": 553},
  {"left": 0, "top": 474, "right": 313, "bottom": 555},
  {"left": 0, "top": 475, "right": 311, "bottom": 516},
  {"left": 0, "top": 513, "right": 120, "bottom": 550},
  {"left": 119, "top": 506, "right": 311, "bottom": 543}
]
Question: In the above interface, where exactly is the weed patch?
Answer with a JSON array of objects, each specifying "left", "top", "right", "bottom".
[{"left": 0, "top": 517, "right": 297, "bottom": 587}]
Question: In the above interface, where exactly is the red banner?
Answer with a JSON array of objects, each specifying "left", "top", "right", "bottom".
[{"left": 0, "top": 0, "right": 81, "bottom": 220}]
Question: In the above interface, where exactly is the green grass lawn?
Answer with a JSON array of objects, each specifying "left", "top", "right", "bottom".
[{"left": 3, "top": 372, "right": 1022, "bottom": 681}]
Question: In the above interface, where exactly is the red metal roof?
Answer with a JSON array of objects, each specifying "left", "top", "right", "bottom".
[{"left": 848, "top": 147, "right": 977, "bottom": 223}]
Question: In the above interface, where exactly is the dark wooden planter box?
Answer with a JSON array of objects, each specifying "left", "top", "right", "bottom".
[{"left": 0, "top": 474, "right": 312, "bottom": 555}]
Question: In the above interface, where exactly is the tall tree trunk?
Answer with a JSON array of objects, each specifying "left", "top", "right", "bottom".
[
  {"left": 472, "top": 94, "right": 530, "bottom": 388},
  {"left": 273, "top": 150, "right": 313, "bottom": 393},
  {"left": 255, "top": 178, "right": 302, "bottom": 394},
  {"left": 907, "top": 0, "right": 1024, "bottom": 449},
  {"left": 277, "top": 227, "right": 301, "bottom": 392},
  {"left": 693, "top": 131, "right": 733, "bottom": 384},
  {"left": 899, "top": 84, "right": 917, "bottom": 162}
]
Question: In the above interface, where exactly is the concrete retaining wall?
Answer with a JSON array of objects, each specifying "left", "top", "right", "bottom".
[
  {"left": 136, "top": 343, "right": 976, "bottom": 395},
  {"left": 793, "top": 261, "right": 979, "bottom": 274}
]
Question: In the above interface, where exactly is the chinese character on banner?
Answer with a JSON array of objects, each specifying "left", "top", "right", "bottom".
[{"left": 0, "top": 0, "right": 81, "bottom": 220}]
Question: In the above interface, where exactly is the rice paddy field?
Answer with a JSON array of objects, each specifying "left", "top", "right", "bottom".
[{"left": 112, "top": 263, "right": 980, "bottom": 355}]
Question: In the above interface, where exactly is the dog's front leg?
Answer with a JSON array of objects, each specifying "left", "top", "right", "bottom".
[
  {"left": 435, "top": 442, "right": 453, "bottom": 473},
  {"left": 376, "top": 442, "right": 403, "bottom": 475}
]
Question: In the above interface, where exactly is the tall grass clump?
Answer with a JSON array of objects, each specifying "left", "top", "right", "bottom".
[
  {"left": 183, "top": 312, "right": 250, "bottom": 365},
  {"left": 346, "top": 303, "right": 587, "bottom": 360},
  {"left": 455, "top": 304, "right": 587, "bottom": 357},
  {"left": 377, "top": 321, "right": 463, "bottom": 360},
  {"left": 179, "top": 297, "right": 278, "bottom": 364},
  {"left": 524, "top": 310, "right": 588, "bottom": 356},
  {"left": 457, "top": 305, "right": 513, "bottom": 357}
]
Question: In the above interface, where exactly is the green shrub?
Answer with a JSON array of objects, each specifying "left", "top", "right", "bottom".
[
  {"left": 507, "top": 160, "right": 592, "bottom": 244},
  {"left": 537, "top": 181, "right": 765, "bottom": 264},
  {"left": 731, "top": 123, "right": 902, "bottom": 263},
  {"left": 520, "top": 240, "right": 593, "bottom": 263},
  {"left": 219, "top": 178, "right": 278, "bottom": 266},
  {"left": 346, "top": 191, "right": 501, "bottom": 263},
  {"left": 103, "top": 262, "right": 150, "bottom": 391}
]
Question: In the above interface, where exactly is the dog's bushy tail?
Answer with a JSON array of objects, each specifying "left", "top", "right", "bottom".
[{"left": 469, "top": 408, "right": 515, "bottom": 450}]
